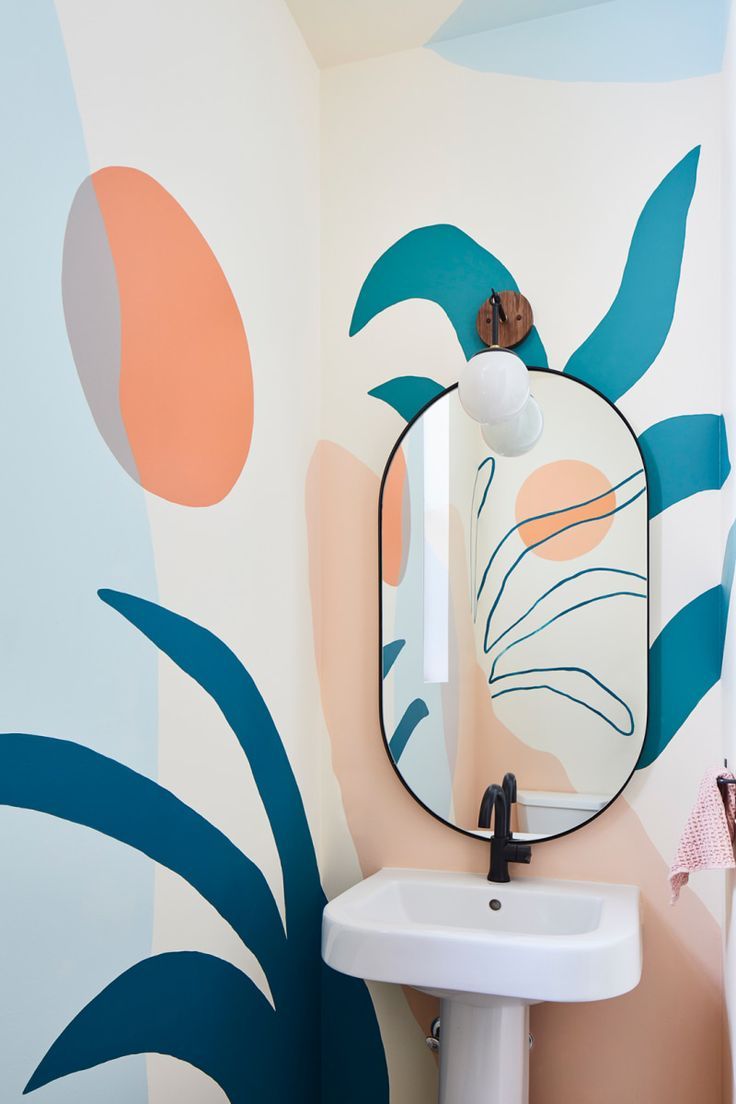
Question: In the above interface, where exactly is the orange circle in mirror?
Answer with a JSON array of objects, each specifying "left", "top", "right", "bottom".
[{"left": 515, "top": 460, "right": 615, "bottom": 560}]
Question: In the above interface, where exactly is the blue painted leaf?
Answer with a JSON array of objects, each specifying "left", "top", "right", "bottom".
[
  {"left": 321, "top": 963, "right": 389, "bottom": 1104},
  {"left": 639, "top": 413, "right": 730, "bottom": 518},
  {"left": 639, "top": 520, "right": 736, "bottom": 768},
  {"left": 24, "top": 953, "right": 279, "bottom": 1102},
  {"left": 382, "top": 639, "right": 406, "bottom": 677},
  {"left": 565, "top": 148, "right": 700, "bottom": 400},
  {"left": 369, "top": 376, "right": 444, "bottom": 422},
  {"left": 98, "top": 589, "right": 322, "bottom": 935},
  {"left": 389, "top": 698, "right": 429, "bottom": 761},
  {"left": 0, "top": 733, "right": 283, "bottom": 989},
  {"left": 97, "top": 590, "right": 389, "bottom": 1104},
  {"left": 351, "top": 224, "right": 547, "bottom": 366}
]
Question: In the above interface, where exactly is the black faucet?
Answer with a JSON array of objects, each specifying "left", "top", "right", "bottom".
[{"left": 478, "top": 772, "right": 532, "bottom": 882}]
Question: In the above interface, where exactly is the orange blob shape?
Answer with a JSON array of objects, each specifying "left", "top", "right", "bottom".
[
  {"left": 92, "top": 167, "right": 253, "bottom": 506},
  {"left": 515, "top": 460, "right": 615, "bottom": 560},
  {"left": 381, "top": 449, "right": 408, "bottom": 586}
]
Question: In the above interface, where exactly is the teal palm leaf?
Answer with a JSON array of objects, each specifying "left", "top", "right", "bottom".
[
  {"left": 638, "top": 413, "right": 730, "bottom": 518},
  {"left": 353, "top": 149, "right": 736, "bottom": 772},
  {"left": 11, "top": 590, "right": 388, "bottom": 1104},
  {"left": 25, "top": 953, "right": 278, "bottom": 1102},
  {"left": 97, "top": 588, "right": 322, "bottom": 933},
  {"left": 0, "top": 732, "right": 284, "bottom": 994},
  {"left": 564, "top": 148, "right": 700, "bottom": 400},
  {"left": 369, "top": 376, "right": 445, "bottom": 422},
  {"left": 640, "top": 519, "right": 736, "bottom": 768},
  {"left": 351, "top": 223, "right": 547, "bottom": 365}
]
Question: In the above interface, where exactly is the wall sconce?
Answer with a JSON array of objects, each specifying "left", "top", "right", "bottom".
[{"left": 458, "top": 290, "right": 543, "bottom": 457}]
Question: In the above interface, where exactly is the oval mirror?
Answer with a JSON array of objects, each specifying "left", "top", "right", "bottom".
[{"left": 379, "top": 369, "right": 648, "bottom": 841}]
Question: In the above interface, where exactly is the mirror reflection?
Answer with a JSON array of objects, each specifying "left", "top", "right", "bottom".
[{"left": 380, "top": 371, "right": 648, "bottom": 840}]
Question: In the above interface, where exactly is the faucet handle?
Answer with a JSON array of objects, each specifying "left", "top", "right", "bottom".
[
  {"left": 502, "top": 772, "right": 517, "bottom": 804},
  {"left": 505, "top": 841, "right": 532, "bottom": 865},
  {"left": 478, "top": 783, "right": 503, "bottom": 829}
]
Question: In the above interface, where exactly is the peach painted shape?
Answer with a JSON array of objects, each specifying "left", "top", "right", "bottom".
[
  {"left": 92, "top": 167, "right": 253, "bottom": 507},
  {"left": 306, "top": 440, "right": 722, "bottom": 1104},
  {"left": 381, "top": 448, "right": 407, "bottom": 586},
  {"left": 516, "top": 460, "right": 615, "bottom": 561}
]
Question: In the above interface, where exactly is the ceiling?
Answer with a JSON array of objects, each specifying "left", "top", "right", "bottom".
[{"left": 285, "top": 0, "right": 614, "bottom": 68}]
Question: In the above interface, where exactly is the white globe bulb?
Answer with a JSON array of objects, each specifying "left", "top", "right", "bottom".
[
  {"left": 458, "top": 348, "right": 529, "bottom": 425},
  {"left": 481, "top": 396, "right": 544, "bottom": 457}
]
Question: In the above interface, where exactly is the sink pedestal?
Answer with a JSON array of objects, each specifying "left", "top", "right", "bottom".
[
  {"left": 438, "top": 997, "right": 529, "bottom": 1104},
  {"left": 322, "top": 868, "right": 642, "bottom": 1104}
]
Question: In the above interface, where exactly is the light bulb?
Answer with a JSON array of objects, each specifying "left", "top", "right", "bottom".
[
  {"left": 458, "top": 348, "right": 529, "bottom": 425},
  {"left": 481, "top": 397, "right": 544, "bottom": 457}
]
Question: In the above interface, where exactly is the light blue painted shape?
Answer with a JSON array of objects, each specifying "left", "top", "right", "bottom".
[
  {"left": 639, "top": 414, "right": 730, "bottom": 519},
  {"left": 427, "top": 0, "right": 729, "bottom": 81},
  {"left": 564, "top": 148, "right": 700, "bottom": 401},
  {"left": 640, "top": 520, "right": 736, "bottom": 768},
  {"left": 369, "top": 377, "right": 445, "bottom": 422},
  {"left": 430, "top": 0, "right": 610, "bottom": 40},
  {"left": 0, "top": 6, "right": 155, "bottom": 1102},
  {"left": 351, "top": 225, "right": 547, "bottom": 366}
]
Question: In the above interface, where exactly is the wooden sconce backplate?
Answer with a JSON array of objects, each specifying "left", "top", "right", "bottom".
[{"left": 476, "top": 291, "right": 533, "bottom": 348}]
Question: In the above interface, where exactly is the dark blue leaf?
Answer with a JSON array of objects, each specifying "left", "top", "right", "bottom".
[
  {"left": 389, "top": 699, "right": 429, "bottom": 761},
  {"left": 0, "top": 733, "right": 283, "bottom": 989},
  {"left": 98, "top": 590, "right": 322, "bottom": 937},
  {"left": 639, "top": 413, "right": 730, "bottom": 518},
  {"left": 25, "top": 953, "right": 279, "bottom": 1102},
  {"left": 369, "top": 376, "right": 445, "bottom": 422},
  {"left": 351, "top": 224, "right": 547, "bottom": 365},
  {"left": 639, "top": 519, "right": 736, "bottom": 767},
  {"left": 565, "top": 148, "right": 700, "bottom": 400}
]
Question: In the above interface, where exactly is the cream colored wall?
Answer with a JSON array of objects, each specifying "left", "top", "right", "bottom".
[
  {"left": 318, "top": 44, "right": 727, "bottom": 1103},
  {"left": 54, "top": 3, "right": 323, "bottom": 1101}
]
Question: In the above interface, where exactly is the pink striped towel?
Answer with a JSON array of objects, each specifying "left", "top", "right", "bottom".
[{"left": 670, "top": 768, "right": 736, "bottom": 903}]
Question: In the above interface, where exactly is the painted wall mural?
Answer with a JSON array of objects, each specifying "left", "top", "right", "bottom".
[
  {"left": 64, "top": 167, "right": 254, "bottom": 507},
  {"left": 352, "top": 147, "right": 733, "bottom": 776},
  {"left": 3, "top": 590, "right": 386, "bottom": 1103},
  {"left": 0, "top": 2, "right": 352, "bottom": 1103},
  {"left": 2, "top": 2, "right": 733, "bottom": 1104},
  {"left": 319, "top": 32, "right": 731, "bottom": 1095},
  {"left": 427, "top": 0, "right": 730, "bottom": 82},
  {"left": 0, "top": 6, "right": 157, "bottom": 1101}
]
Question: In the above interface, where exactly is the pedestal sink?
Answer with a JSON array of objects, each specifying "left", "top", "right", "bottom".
[{"left": 322, "top": 868, "right": 642, "bottom": 1104}]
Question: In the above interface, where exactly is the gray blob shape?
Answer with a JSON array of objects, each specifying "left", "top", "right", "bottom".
[{"left": 62, "top": 175, "right": 139, "bottom": 482}]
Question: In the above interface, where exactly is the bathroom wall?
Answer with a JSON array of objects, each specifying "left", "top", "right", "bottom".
[
  {"left": 1, "top": 3, "right": 734, "bottom": 1104},
  {"left": 315, "top": 6, "right": 732, "bottom": 1103},
  {"left": 0, "top": 2, "right": 339, "bottom": 1103}
]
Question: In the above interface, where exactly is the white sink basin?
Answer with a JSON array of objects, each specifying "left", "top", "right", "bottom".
[
  {"left": 322, "top": 867, "right": 641, "bottom": 1004},
  {"left": 322, "top": 868, "right": 642, "bottom": 1104}
]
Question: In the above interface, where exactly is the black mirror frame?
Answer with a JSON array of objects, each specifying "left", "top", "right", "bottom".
[{"left": 377, "top": 368, "right": 650, "bottom": 845}]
